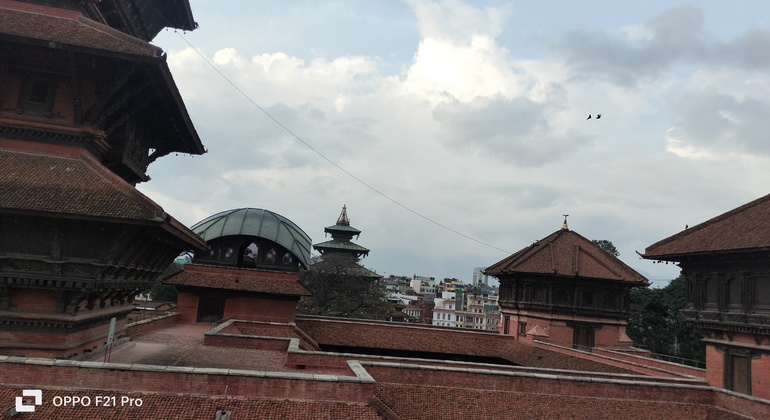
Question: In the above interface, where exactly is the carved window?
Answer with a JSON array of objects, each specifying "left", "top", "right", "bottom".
[
  {"left": 705, "top": 277, "right": 718, "bottom": 310},
  {"left": 601, "top": 293, "right": 615, "bottom": 310},
  {"left": 281, "top": 252, "right": 294, "bottom": 266},
  {"left": 581, "top": 290, "right": 594, "bottom": 307},
  {"left": 555, "top": 288, "right": 570, "bottom": 305},
  {"left": 19, "top": 76, "right": 56, "bottom": 117},
  {"left": 727, "top": 277, "right": 743, "bottom": 311},
  {"left": 224, "top": 247, "right": 233, "bottom": 259},
  {"left": 265, "top": 249, "right": 276, "bottom": 264}
]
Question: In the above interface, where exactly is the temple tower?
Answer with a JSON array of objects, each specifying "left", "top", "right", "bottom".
[{"left": 0, "top": 0, "right": 205, "bottom": 358}]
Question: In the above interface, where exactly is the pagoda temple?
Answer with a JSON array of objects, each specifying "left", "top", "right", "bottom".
[
  {"left": 0, "top": 0, "right": 206, "bottom": 358},
  {"left": 486, "top": 219, "right": 649, "bottom": 350},
  {"left": 313, "top": 205, "right": 370, "bottom": 259}
]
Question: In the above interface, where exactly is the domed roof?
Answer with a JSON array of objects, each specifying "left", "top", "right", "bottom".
[{"left": 191, "top": 208, "right": 312, "bottom": 268}]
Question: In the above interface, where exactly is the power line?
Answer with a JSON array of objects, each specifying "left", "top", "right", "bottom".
[{"left": 170, "top": 31, "right": 512, "bottom": 255}]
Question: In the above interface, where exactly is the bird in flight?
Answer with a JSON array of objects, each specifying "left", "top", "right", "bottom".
[
  {"left": 596, "top": 114, "right": 602, "bottom": 119},
  {"left": 587, "top": 114, "right": 591, "bottom": 120}
]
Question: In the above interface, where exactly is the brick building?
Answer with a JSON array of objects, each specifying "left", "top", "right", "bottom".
[
  {"left": 643, "top": 192, "right": 770, "bottom": 399},
  {"left": 166, "top": 208, "right": 312, "bottom": 324},
  {"left": 487, "top": 220, "right": 648, "bottom": 350}
]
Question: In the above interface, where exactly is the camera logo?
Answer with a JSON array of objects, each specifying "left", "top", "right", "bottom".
[{"left": 16, "top": 389, "right": 43, "bottom": 413}]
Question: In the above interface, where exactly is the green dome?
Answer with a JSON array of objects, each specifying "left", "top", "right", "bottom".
[{"left": 191, "top": 208, "right": 312, "bottom": 268}]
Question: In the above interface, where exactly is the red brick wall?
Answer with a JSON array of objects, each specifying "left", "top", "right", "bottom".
[
  {"left": 124, "top": 314, "right": 180, "bottom": 337},
  {"left": 9, "top": 289, "right": 57, "bottom": 312},
  {"left": 0, "top": 361, "right": 374, "bottom": 403},
  {"left": 705, "top": 344, "right": 724, "bottom": 389},
  {"left": 223, "top": 296, "right": 297, "bottom": 323},
  {"left": 753, "top": 352, "right": 770, "bottom": 400},
  {"left": 592, "top": 348, "right": 706, "bottom": 378},
  {"left": 204, "top": 333, "right": 291, "bottom": 350},
  {"left": 176, "top": 292, "right": 199, "bottom": 323}
]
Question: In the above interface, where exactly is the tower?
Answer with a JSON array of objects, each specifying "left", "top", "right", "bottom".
[
  {"left": 0, "top": 0, "right": 205, "bottom": 358},
  {"left": 313, "top": 205, "right": 370, "bottom": 260}
]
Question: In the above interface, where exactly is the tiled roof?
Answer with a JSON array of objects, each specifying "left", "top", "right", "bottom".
[
  {"left": 2, "top": 145, "right": 158, "bottom": 220},
  {"left": 644, "top": 192, "right": 770, "bottom": 259},
  {"left": 165, "top": 264, "right": 311, "bottom": 296},
  {"left": 0, "top": 144, "right": 205, "bottom": 247},
  {"left": 486, "top": 228, "right": 648, "bottom": 284},
  {"left": 0, "top": 387, "right": 379, "bottom": 420},
  {"left": 0, "top": 0, "right": 161, "bottom": 58}
]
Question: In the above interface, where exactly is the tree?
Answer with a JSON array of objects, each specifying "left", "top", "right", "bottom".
[
  {"left": 626, "top": 275, "right": 704, "bottom": 364},
  {"left": 147, "top": 262, "right": 182, "bottom": 302},
  {"left": 592, "top": 239, "right": 619, "bottom": 257},
  {"left": 298, "top": 253, "right": 394, "bottom": 320}
]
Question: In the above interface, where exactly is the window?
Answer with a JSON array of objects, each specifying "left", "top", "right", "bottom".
[
  {"left": 265, "top": 249, "right": 276, "bottom": 264},
  {"left": 519, "top": 321, "right": 527, "bottom": 336},
  {"left": 20, "top": 76, "right": 56, "bottom": 116}
]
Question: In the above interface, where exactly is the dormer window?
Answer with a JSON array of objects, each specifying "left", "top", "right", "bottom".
[{"left": 19, "top": 76, "right": 56, "bottom": 117}]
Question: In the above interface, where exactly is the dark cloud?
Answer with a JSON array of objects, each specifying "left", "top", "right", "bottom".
[
  {"left": 433, "top": 95, "right": 592, "bottom": 165},
  {"left": 559, "top": 5, "right": 770, "bottom": 87},
  {"left": 559, "top": 6, "right": 706, "bottom": 86},
  {"left": 671, "top": 91, "right": 770, "bottom": 155}
]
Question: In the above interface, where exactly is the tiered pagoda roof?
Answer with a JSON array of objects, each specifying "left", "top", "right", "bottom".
[{"left": 313, "top": 205, "right": 370, "bottom": 259}]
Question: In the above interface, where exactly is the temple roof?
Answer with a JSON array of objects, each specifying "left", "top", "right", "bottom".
[
  {"left": 0, "top": 2, "right": 162, "bottom": 58},
  {"left": 486, "top": 227, "right": 648, "bottom": 285},
  {"left": 191, "top": 208, "right": 312, "bottom": 268},
  {"left": 165, "top": 263, "right": 311, "bottom": 297},
  {"left": 0, "top": 142, "right": 205, "bottom": 249},
  {"left": 313, "top": 205, "right": 369, "bottom": 258},
  {"left": 0, "top": 0, "right": 205, "bottom": 158},
  {"left": 643, "top": 192, "right": 770, "bottom": 260}
]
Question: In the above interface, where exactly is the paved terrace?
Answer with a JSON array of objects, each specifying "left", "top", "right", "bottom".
[{"left": 83, "top": 322, "right": 348, "bottom": 376}]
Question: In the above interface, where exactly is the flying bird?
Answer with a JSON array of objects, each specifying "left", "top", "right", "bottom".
[
  {"left": 587, "top": 114, "right": 592, "bottom": 120},
  {"left": 596, "top": 114, "right": 602, "bottom": 119}
]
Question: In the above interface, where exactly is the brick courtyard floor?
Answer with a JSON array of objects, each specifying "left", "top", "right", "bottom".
[{"left": 91, "top": 322, "right": 349, "bottom": 375}]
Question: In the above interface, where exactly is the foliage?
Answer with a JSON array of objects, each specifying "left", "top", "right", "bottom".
[
  {"left": 626, "top": 275, "right": 705, "bottom": 363},
  {"left": 148, "top": 262, "right": 182, "bottom": 302},
  {"left": 592, "top": 239, "right": 619, "bottom": 257},
  {"left": 298, "top": 253, "right": 394, "bottom": 320}
]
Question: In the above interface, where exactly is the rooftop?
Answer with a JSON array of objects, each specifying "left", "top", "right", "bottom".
[
  {"left": 644, "top": 192, "right": 770, "bottom": 259},
  {"left": 486, "top": 227, "right": 648, "bottom": 284}
]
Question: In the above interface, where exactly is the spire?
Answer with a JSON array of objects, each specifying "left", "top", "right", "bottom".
[
  {"left": 337, "top": 205, "right": 350, "bottom": 226},
  {"left": 562, "top": 214, "right": 569, "bottom": 230}
]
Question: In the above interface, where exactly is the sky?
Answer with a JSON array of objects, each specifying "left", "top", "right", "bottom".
[{"left": 138, "top": 0, "right": 770, "bottom": 287}]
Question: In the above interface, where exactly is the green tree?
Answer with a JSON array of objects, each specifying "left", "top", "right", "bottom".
[
  {"left": 148, "top": 262, "right": 182, "bottom": 302},
  {"left": 626, "top": 275, "right": 704, "bottom": 364},
  {"left": 592, "top": 239, "right": 619, "bottom": 257},
  {"left": 298, "top": 253, "right": 394, "bottom": 320}
]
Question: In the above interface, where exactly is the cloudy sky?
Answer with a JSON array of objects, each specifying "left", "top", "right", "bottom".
[{"left": 138, "top": 0, "right": 770, "bottom": 287}]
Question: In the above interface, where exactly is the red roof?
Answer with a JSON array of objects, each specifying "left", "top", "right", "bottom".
[
  {"left": 166, "top": 264, "right": 311, "bottom": 296},
  {"left": 0, "top": 143, "right": 205, "bottom": 248},
  {"left": 486, "top": 228, "right": 648, "bottom": 284},
  {"left": 644, "top": 192, "right": 770, "bottom": 259},
  {"left": 0, "top": 0, "right": 160, "bottom": 58}
]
